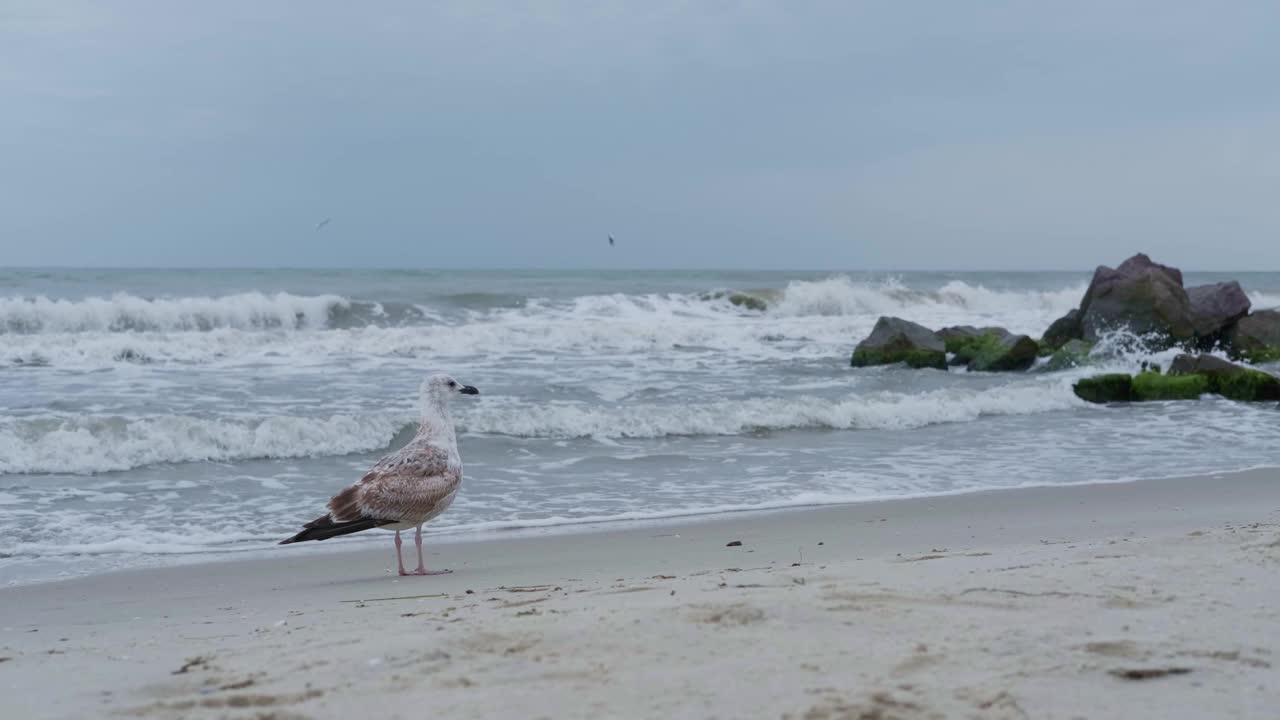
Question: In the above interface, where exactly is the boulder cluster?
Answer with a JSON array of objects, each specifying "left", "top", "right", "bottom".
[
  {"left": 1039, "top": 252, "right": 1272, "bottom": 358},
  {"left": 850, "top": 318, "right": 1041, "bottom": 372},
  {"left": 849, "top": 253, "right": 1280, "bottom": 404},
  {"left": 1074, "top": 354, "right": 1280, "bottom": 403}
]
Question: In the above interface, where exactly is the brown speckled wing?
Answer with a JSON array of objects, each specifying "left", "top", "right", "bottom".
[{"left": 327, "top": 443, "right": 460, "bottom": 524}]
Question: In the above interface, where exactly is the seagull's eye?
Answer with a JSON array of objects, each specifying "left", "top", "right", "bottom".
[{"left": 448, "top": 380, "right": 456, "bottom": 387}]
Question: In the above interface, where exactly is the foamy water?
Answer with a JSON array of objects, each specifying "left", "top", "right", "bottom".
[{"left": 2, "top": 268, "right": 1278, "bottom": 585}]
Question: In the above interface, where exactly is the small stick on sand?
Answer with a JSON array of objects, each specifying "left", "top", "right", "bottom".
[{"left": 339, "top": 593, "right": 449, "bottom": 603}]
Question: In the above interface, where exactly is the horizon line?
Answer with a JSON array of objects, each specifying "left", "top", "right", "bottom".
[{"left": 2, "top": 265, "right": 1275, "bottom": 274}]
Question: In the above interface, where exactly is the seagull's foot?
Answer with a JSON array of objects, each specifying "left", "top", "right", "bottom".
[
  {"left": 412, "top": 568, "right": 451, "bottom": 576},
  {"left": 398, "top": 568, "right": 411, "bottom": 576}
]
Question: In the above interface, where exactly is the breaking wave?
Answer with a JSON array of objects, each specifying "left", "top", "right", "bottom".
[
  {"left": 0, "top": 292, "right": 349, "bottom": 334},
  {"left": 458, "top": 383, "right": 1080, "bottom": 438},
  {"left": 0, "top": 413, "right": 411, "bottom": 475},
  {"left": 770, "top": 276, "right": 1084, "bottom": 319},
  {"left": 2, "top": 383, "right": 1082, "bottom": 474},
  {"left": 0, "top": 278, "right": 1087, "bottom": 367}
]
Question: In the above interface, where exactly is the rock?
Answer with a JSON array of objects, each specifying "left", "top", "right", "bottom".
[
  {"left": 1226, "top": 309, "right": 1280, "bottom": 363},
  {"left": 1073, "top": 374, "right": 1134, "bottom": 403},
  {"left": 1077, "top": 253, "right": 1194, "bottom": 344},
  {"left": 1167, "top": 353, "right": 1241, "bottom": 377},
  {"left": 940, "top": 326, "right": 1039, "bottom": 372},
  {"left": 1131, "top": 371, "right": 1210, "bottom": 400},
  {"left": 1074, "top": 357, "right": 1280, "bottom": 404},
  {"left": 937, "top": 325, "right": 997, "bottom": 364},
  {"left": 851, "top": 317, "right": 946, "bottom": 369},
  {"left": 1216, "top": 369, "right": 1280, "bottom": 402},
  {"left": 1115, "top": 252, "right": 1183, "bottom": 285},
  {"left": 1043, "top": 339, "right": 1093, "bottom": 371},
  {"left": 1075, "top": 371, "right": 1207, "bottom": 403},
  {"left": 727, "top": 292, "right": 767, "bottom": 312},
  {"left": 700, "top": 290, "right": 769, "bottom": 312},
  {"left": 1167, "top": 353, "right": 1280, "bottom": 401},
  {"left": 936, "top": 325, "right": 989, "bottom": 343},
  {"left": 1041, "top": 309, "right": 1081, "bottom": 350},
  {"left": 1187, "top": 282, "right": 1250, "bottom": 338}
]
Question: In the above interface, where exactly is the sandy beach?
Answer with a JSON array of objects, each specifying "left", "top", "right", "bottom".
[{"left": 2, "top": 470, "right": 1278, "bottom": 720}]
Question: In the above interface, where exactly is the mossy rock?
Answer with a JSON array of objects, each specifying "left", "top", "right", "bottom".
[
  {"left": 1073, "top": 374, "right": 1134, "bottom": 403},
  {"left": 943, "top": 332, "right": 989, "bottom": 365},
  {"left": 943, "top": 328, "right": 1039, "bottom": 372},
  {"left": 1167, "top": 353, "right": 1280, "bottom": 401},
  {"left": 1075, "top": 369, "right": 1208, "bottom": 404},
  {"left": 1074, "top": 362, "right": 1279, "bottom": 404},
  {"left": 852, "top": 317, "right": 947, "bottom": 370},
  {"left": 1131, "top": 371, "right": 1209, "bottom": 400},
  {"left": 727, "top": 292, "right": 768, "bottom": 312},
  {"left": 1236, "top": 346, "right": 1280, "bottom": 364},
  {"left": 700, "top": 290, "right": 769, "bottom": 312},
  {"left": 1226, "top": 309, "right": 1280, "bottom": 363},
  {"left": 1042, "top": 339, "right": 1093, "bottom": 372},
  {"left": 1214, "top": 369, "right": 1280, "bottom": 401},
  {"left": 851, "top": 347, "right": 947, "bottom": 369}
]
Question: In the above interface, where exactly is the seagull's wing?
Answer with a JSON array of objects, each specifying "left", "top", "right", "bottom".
[
  {"left": 329, "top": 444, "right": 459, "bottom": 524},
  {"left": 278, "top": 443, "right": 459, "bottom": 544}
]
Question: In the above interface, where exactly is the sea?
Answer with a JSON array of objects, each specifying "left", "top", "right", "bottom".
[{"left": 2, "top": 268, "right": 1279, "bottom": 586}]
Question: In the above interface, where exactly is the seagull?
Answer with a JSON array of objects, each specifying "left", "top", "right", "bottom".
[
  {"left": 315, "top": 218, "right": 331, "bottom": 231},
  {"left": 279, "top": 373, "right": 480, "bottom": 576},
  {"left": 608, "top": 234, "right": 614, "bottom": 246}
]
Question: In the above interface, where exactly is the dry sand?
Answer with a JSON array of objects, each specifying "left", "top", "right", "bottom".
[{"left": 2, "top": 470, "right": 1278, "bottom": 719}]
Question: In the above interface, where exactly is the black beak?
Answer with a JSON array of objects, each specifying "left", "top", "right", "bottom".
[{"left": 460, "top": 385, "right": 479, "bottom": 395}]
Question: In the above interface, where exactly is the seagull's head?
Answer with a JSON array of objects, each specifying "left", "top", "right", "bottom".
[{"left": 421, "top": 373, "right": 479, "bottom": 406}]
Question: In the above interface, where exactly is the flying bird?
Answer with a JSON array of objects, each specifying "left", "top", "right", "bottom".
[
  {"left": 608, "top": 235, "right": 615, "bottom": 246},
  {"left": 279, "top": 373, "right": 480, "bottom": 576},
  {"left": 315, "top": 218, "right": 331, "bottom": 231}
]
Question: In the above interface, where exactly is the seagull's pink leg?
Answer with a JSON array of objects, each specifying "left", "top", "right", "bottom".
[
  {"left": 413, "top": 525, "right": 450, "bottom": 576},
  {"left": 413, "top": 525, "right": 427, "bottom": 575},
  {"left": 394, "top": 530, "right": 408, "bottom": 576}
]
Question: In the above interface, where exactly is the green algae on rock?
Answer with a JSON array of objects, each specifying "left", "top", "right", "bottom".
[
  {"left": 1131, "top": 371, "right": 1209, "bottom": 400},
  {"left": 1226, "top": 310, "right": 1280, "bottom": 364},
  {"left": 1073, "top": 374, "right": 1134, "bottom": 403},
  {"left": 1167, "top": 353, "right": 1280, "bottom": 402},
  {"left": 698, "top": 290, "right": 770, "bottom": 312},
  {"left": 851, "top": 316, "right": 947, "bottom": 370},
  {"left": 939, "top": 326, "right": 1039, "bottom": 372},
  {"left": 1074, "top": 355, "right": 1280, "bottom": 404},
  {"left": 1042, "top": 339, "right": 1093, "bottom": 372}
]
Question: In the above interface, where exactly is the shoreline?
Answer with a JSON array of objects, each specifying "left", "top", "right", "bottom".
[
  {"left": 2, "top": 468, "right": 1277, "bottom": 719},
  {"left": 7, "top": 463, "right": 1277, "bottom": 590}
]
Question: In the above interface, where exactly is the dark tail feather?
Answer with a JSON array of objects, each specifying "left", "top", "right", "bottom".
[{"left": 279, "top": 515, "right": 392, "bottom": 545}]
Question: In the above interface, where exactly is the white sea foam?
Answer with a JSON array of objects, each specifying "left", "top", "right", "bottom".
[
  {"left": 1246, "top": 290, "right": 1280, "bottom": 311},
  {"left": 0, "top": 382, "right": 1088, "bottom": 475},
  {"left": 8, "top": 463, "right": 1278, "bottom": 575},
  {"left": 771, "top": 276, "right": 1083, "bottom": 326},
  {"left": 0, "top": 292, "right": 347, "bottom": 334},
  {"left": 0, "top": 526, "right": 281, "bottom": 560},
  {"left": 0, "top": 279, "right": 1085, "bottom": 367},
  {"left": 458, "top": 382, "right": 1081, "bottom": 438},
  {"left": 0, "top": 413, "right": 410, "bottom": 475},
  {"left": 3, "top": 278, "right": 1270, "bottom": 359}
]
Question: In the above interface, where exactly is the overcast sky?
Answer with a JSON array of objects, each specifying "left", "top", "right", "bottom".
[{"left": 3, "top": 2, "right": 1278, "bottom": 270}]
